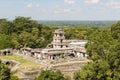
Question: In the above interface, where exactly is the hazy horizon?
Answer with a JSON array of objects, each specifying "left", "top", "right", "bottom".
[{"left": 0, "top": 0, "right": 120, "bottom": 20}]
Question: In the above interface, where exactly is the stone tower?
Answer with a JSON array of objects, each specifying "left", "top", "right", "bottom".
[{"left": 51, "top": 28, "right": 68, "bottom": 49}]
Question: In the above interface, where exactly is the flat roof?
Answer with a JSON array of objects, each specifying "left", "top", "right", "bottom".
[{"left": 70, "top": 42, "right": 87, "bottom": 45}]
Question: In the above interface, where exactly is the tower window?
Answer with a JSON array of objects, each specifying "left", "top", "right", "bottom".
[
  {"left": 61, "top": 45, "right": 63, "bottom": 48},
  {"left": 60, "top": 39, "right": 63, "bottom": 43},
  {"left": 59, "top": 34, "right": 63, "bottom": 37}
]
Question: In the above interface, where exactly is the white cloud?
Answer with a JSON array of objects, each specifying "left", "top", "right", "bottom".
[
  {"left": 64, "top": 0, "right": 75, "bottom": 4},
  {"left": 26, "top": 3, "right": 32, "bottom": 8},
  {"left": 26, "top": 3, "right": 40, "bottom": 8},
  {"left": 84, "top": 0, "right": 100, "bottom": 4},
  {"left": 54, "top": 8, "right": 71, "bottom": 14},
  {"left": 105, "top": 1, "right": 120, "bottom": 9}
]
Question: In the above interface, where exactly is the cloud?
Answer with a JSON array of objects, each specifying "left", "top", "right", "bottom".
[
  {"left": 64, "top": 0, "right": 75, "bottom": 4},
  {"left": 105, "top": 1, "right": 120, "bottom": 9},
  {"left": 26, "top": 3, "right": 32, "bottom": 8},
  {"left": 54, "top": 8, "right": 71, "bottom": 14},
  {"left": 26, "top": 3, "right": 40, "bottom": 8},
  {"left": 84, "top": 0, "right": 100, "bottom": 4}
]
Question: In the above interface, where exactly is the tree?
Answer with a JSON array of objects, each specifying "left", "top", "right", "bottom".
[
  {"left": 64, "top": 27, "right": 88, "bottom": 40},
  {"left": 11, "top": 17, "right": 55, "bottom": 48},
  {"left": 0, "top": 61, "right": 18, "bottom": 80},
  {"left": 74, "top": 21, "right": 120, "bottom": 80},
  {"left": 13, "top": 16, "right": 39, "bottom": 34},
  {"left": 0, "top": 61, "right": 11, "bottom": 80},
  {"left": 111, "top": 21, "right": 120, "bottom": 39},
  {"left": 74, "top": 60, "right": 112, "bottom": 80},
  {"left": 0, "top": 34, "right": 13, "bottom": 50},
  {"left": 34, "top": 70, "right": 66, "bottom": 80},
  {"left": 86, "top": 29, "right": 115, "bottom": 60},
  {"left": 0, "top": 19, "right": 14, "bottom": 35}
]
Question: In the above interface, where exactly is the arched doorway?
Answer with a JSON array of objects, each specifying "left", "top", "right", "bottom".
[
  {"left": 68, "top": 53, "right": 75, "bottom": 58},
  {"left": 3, "top": 51, "right": 7, "bottom": 55}
]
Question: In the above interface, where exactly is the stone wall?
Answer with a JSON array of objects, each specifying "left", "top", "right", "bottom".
[
  {"left": 16, "top": 70, "right": 39, "bottom": 78},
  {"left": 50, "top": 61, "right": 88, "bottom": 79}
]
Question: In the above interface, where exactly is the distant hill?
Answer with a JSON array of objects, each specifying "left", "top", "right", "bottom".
[{"left": 38, "top": 20, "right": 117, "bottom": 28}]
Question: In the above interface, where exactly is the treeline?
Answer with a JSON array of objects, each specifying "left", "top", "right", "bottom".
[
  {"left": 39, "top": 21, "right": 115, "bottom": 28},
  {"left": 0, "top": 16, "right": 100, "bottom": 50},
  {"left": 74, "top": 21, "right": 120, "bottom": 80},
  {"left": 0, "top": 17, "right": 56, "bottom": 49}
]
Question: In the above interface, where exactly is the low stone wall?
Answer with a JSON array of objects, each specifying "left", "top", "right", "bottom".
[
  {"left": 20, "top": 78, "right": 33, "bottom": 80},
  {"left": 16, "top": 69, "right": 40, "bottom": 80},
  {"left": 50, "top": 61, "right": 88, "bottom": 79},
  {"left": 16, "top": 70, "right": 39, "bottom": 78}
]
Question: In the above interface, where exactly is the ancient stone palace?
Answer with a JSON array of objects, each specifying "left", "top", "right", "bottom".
[{"left": 0, "top": 28, "right": 87, "bottom": 61}]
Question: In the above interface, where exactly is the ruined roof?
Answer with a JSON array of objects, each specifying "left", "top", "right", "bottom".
[
  {"left": 73, "top": 47, "right": 86, "bottom": 53},
  {"left": 69, "top": 41, "right": 87, "bottom": 45},
  {"left": 42, "top": 48, "right": 73, "bottom": 55},
  {"left": 54, "top": 28, "right": 64, "bottom": 34}
]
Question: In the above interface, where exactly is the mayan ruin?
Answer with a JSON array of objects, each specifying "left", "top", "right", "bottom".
[
  {"left": 1, "top": 0, "right": 119, "bottom": 80},
  {"left": 0, "top": 28, "right": 87, "bottom": 61},
  {"left": 0, "top": 28, "right": 89, "bottom": 80}
]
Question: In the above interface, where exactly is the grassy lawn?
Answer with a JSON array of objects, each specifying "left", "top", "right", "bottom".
[
  {"left": 14, "top": 73, "right": 24, "bottom": 78},
  {"left": 0, "top": 56, "right": 41, "bottom": 78},
  {"left": 0, "top": 56, "right": 41, "bottom": 72},
  {"left": 53, "top": 60, "right": 89, "bottom": 66}
]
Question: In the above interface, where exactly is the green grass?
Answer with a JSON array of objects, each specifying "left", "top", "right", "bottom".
[
  {"left": 0, "top": 56, "right": 41, "bottom": 78},
  {"left": 0, "top": 56, "right": 41, "bottom": 71},
  {"left": 14, "top": 73, "right": 24, "bottom": 78},
  {"left": 0, "top": 56, "right": 36, "bottom": 64},
  {"left": 53, "top": 60, "right": 89, "bottom": 66}
]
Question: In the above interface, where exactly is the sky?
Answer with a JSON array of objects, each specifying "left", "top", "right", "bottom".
[{"left": 0, "top": 0, "right": 120, "bottom": 20}]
